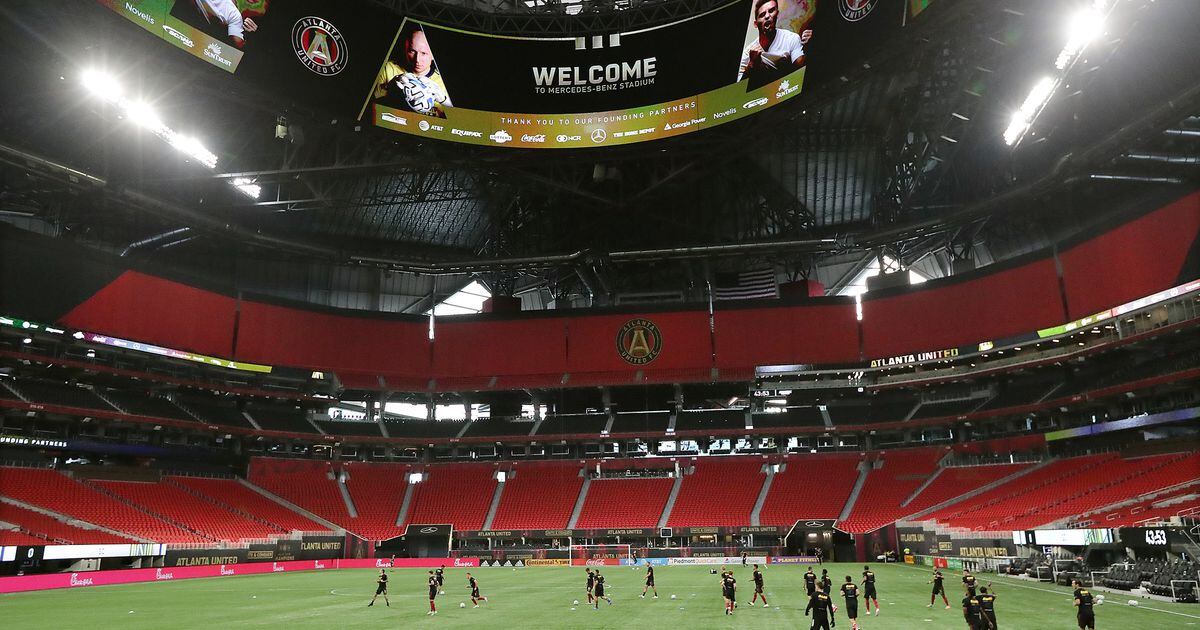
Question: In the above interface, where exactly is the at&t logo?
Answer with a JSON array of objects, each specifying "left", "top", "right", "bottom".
[{"left": 292, "top": 16, "right": 348, "bottom": 75}]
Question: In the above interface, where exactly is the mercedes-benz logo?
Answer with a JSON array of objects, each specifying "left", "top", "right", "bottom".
[
  {"left": 804, "top": 521, "right": 825, "bottom": 527},
  {"left": 590, "top": 128, "right": 607, "bottom": 143},
  {"left": 419, "top": 526, "right": 439, "bottom": 534}
]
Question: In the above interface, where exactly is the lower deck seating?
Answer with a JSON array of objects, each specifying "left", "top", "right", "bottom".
[
  {"left": 903, "top": 463, "right": 1032, "bottom": 515},
  {"left": 575, "top": 477, "right": 674, "bottom": 528},
  {"left": 404, "top": 463, "right": 497, "bottom": 531},
  {"left": 838, "top": 448, "right": 946, "bottom": 532},
  {"left": 667, "top": 458, "right": 765, "bottom": 527},
  {"left": 0, "top": 467, "right": 202, "bottom": 543},
  {"left": 0, "top": 501, "right": 134, "bottom": 544},
  {"left": 759, "top": 454, "right": 861, "bottom": 525},
  {"left": 248, "top": 458, "right": 352, "bottom": 528},
  {"left": 490, "top": 461, "right": 583, "bottom": 529},
  {"left": 93, "top": 479, "right": 283, "bottom": 542},
  {"left": 341, "top": 462, "right": 411, "bottom": 541},
  {"left": 169, "top": 476, "right": 328, "bottom": 533}
]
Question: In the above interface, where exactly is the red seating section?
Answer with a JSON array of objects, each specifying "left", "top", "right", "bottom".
[
  {"left": 249, "top": 458, "right": 351, "bottom": 527},
  {"left": 667, "top": 458, "right": 765, "bottom": 527},
  {"left": 839, "top": 449, "right": 946, "bottom": 533},
  {"left": 341, "top": 461, "right": 411, "bottom": 541},
  {"left": 0, "top": 468, "right": 201, "bottom": 543},
  {"left": 926, "top": 452, "right": 1200, "bottom": 530},
  {"left": 1077, "top": 483, "right": 1200, "bottom": 527},
  {"left": 0, "top": 501, "right": 133, "bottom": 544},
  {"left": 575, "top": 477, "right": 674, "bottom": 528},
  {"left": 169, "top": 476, "right": 327, "bottom": 533},
  {"left": 93, "top": 480, "right": 282, "bottom": 542},
  {"left": 491, "top": 461, "right": 583, "bottom": 529},
  {"left": 405, "top": 463, "right": 497, "bottom": 531},
  {"left": 0, "top": 530, "right": 49, "bottom": 545},
  {"left": 903, "top": 463, "right": 1031, "bottom": 515},
  {"left": 759, "top": 454, "right": 860, "bottom": 526}
]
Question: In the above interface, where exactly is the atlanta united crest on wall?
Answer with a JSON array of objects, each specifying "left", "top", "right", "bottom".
[
  {"left": 840, "top": 0, "right": 880, "bottom": 21},
  {"left": 616, "top": 318, "right": 663, "bottom": 365},
  {"left": 292, "top": 16, "right": 349, "bottom": 75}
]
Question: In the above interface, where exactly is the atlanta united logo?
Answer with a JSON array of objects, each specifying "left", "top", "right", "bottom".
[
  {"left": 839, "top": 0, "right": 879, "bottom": 21},
  {"left": 616, "top": 318, "right": 662, "bottom": 365},
  {"left": 292, "top": 16, "right": 348, "bottom": 76}
]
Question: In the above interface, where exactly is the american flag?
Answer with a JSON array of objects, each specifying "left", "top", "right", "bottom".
[{"left": 712, "top": 268, "right": 779, "bottom": 301}]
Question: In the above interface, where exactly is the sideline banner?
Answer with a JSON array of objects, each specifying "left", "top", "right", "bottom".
[
  {"left": 0, "top": 557, "right": 480, "bottom": 594},
  {"left": 767, "top": 555, "right": 819, "bottom": 565},
  {"left": 667, "top": 556, "right": 767, "bottom": 566}
]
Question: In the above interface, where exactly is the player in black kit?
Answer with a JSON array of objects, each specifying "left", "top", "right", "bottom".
[
  {"left": 1073, "top": 579, "right": 1095, "bottom": 630},
  {"left": 978, "top": 585, "right": 997, "bottom": 629},
  {"left": 962, "top": 590, "right": 984, "bottom": 629},
  {"left": 467, "top": 572, "right": 488, "bottom": 607},
  {"left": 861, "top": 565, "right": 880, "bottom": 616},
  {"left": 593, "top": 571, "right": 612, "bottom": 609},
  {"left": 435, "top": 564, "right": 446, "bottom": 593},
  {"left": 962, "top": 569, "right": 978, "bottom": 596},
  {"left": 820, "top": 569, "right": 832, "bottom": 600},
  {"left": 929, "top": 568, "right": 950, "bottom": 609},
  {"left": 750, "top": 564, "right": 769, "bottom": 607},
  {"left": 368, "top": 569, "right": 389, "bottom": 607},
  {"left": 804, "top": 567, "right": 818, "bottom": 596},
  {"left": 426, "top": 570, "right": 439, "bottom": 616},
  {"left": 586, "top": 568, "right": 596, "bottom": 604},
  {"left": 641, "top": 562, "right": 658, "bottom": 598},
  {"left": 805, "top": 584, "right": 836, "bottom": 630},
  {"left": 841, "top": 576, "right": 860, "bottom": 630},
  {"left": 721, "top": 570, "right": 737, "bottom": 615}
]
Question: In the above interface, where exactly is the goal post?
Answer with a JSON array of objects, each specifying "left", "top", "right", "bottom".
[{"left": 569, "top": 544, "right": 633, "bottom": 566}]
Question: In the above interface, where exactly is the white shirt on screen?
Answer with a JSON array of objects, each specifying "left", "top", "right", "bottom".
[
  {"left": 739, "top": 28, "right": 804, "bottom": 81},
  {"left": 192, "top": 0, "right": 245, "bottom": 39}
]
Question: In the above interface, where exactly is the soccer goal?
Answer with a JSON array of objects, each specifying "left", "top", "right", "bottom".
[{"left": 569, "top": 544, "right": 633, "bottom": 566}]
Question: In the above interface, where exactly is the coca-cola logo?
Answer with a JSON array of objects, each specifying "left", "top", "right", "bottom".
[
  {"left": 155, "top": 569, "right": 174, "bottom": 581},
  {"left": 69, "top": 573, "right": 94, "bottom": 587},
  {"left": 220, "top": 565, "right": 235, "bottom": 576},
  {"left": 585, "top": 559, "right": 607, "bottom": 566}
]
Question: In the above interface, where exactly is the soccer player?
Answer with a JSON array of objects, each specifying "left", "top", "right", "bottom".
[
  {"left": 962, "top": 589, "right": 984, "bottom": 629},
  {"left": 466, "top": 572, "right": 488, "bottom": 607},
  {"left": 929, "top": 568, "right": 950, "bottom": 609},
  {"left": 721, "top": 570, "right": 737, "bottom": 615},
  {"left": 586, "top": 568, "right": 596, "bottom": 604},
  {"left": 978, "top": 585, "right": 997, "bottom": 629},
  {"left": 820, "top": 569, "right": 832, "bottom": 600},
  {"left": 436, "top": 564, "right": 446, "bottom": 593},
  {"left": 1073, "top": 579, "right": 1095, "bottom": 630},
  {"left": 593, "top": 571, "right": 613, "bottom": 609},
  {"left": 426, "top": 570, "right": 439, "bottom": 616},
  {"left": 841, "top": 576, "right": 861, "bottom": 630},
  {"left": 804, "top": 566, "right": 818, "bottom": 597},
  {"left": 962, "top": 569, "right": 978, "bottom": 596},
  {"left": 805, "top": 584, "right": 836, "bottom": 630},
  {"left": 368, "top": 569, "right": 389, "bottom": 607},
  {"left": 641, "top": 561, "right": 658, "bottom": 598},
  {"left": 750, "top": 563, "right": 769, "bottom": 607},
  {"left": 741, "top": 551, "right": 749, "bottom": 566},
  {"left": 861, "top": 565, "right": 880, "bottom": 616}
]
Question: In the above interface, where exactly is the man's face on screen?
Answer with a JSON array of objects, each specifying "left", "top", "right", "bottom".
[
  {"left": 405, "top": 30, "right": 434, "bottom": 75},
  {"left": 755, "top": 1, "right": 779, "bottom": 34}
]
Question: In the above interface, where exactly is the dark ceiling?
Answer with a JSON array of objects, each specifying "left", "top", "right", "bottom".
[{"left": 0, "top": 0, "right": 1198, "bottom": 312}]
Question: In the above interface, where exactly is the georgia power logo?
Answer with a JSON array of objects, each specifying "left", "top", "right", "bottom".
[
  {"left": 616, "top": 318, "right": 662, "bottom": 365},
  {"left": 840, "top": 0, "right": 879, "bottom": 21},
  {"left": 292, "top": 16, "right": 348, "bottom": 76}
]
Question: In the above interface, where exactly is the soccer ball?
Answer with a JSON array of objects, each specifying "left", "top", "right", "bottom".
[
  {"left": 439, "top": 590, "right": 445, "bottom": 595},
  {"left": 573, "top": 599, "right": 580, "bottom": 606},
  {"left": 1128, "top": 600, "right": 1139, "bottom": 607},
  {"left": 459, "top": 602, "right": 466, "bottom": 608},
  {"left": 670, "top": 594, "right": 677, "bottom": 600},
  {"left": 396, "top": 72, "right": 447, "bottom": 115}
]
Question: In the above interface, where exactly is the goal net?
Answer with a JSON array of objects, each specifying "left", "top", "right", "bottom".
[{"left": 569, "top": 544, "right": 633, "bottom": 566}]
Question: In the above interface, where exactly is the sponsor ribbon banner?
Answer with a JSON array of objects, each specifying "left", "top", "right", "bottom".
[
  {"left": 0, "top": 557, "right": 480, "bottom": 594},
  {"left": 526, "top": 559, "right": 572, "bottom": 567},
  {"left": 668, "top": 556, "right": 768, "bottom": 566},
  {"left": 767, "top": 555, "right": 820, "bottom": 565}
]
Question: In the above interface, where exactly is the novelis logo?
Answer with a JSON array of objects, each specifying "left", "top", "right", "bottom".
[
  {"left": 292, "top": 16, "right": 348, "bottom": 76},
  {"left": 839, "top": 0, "right": 880, "bottom": 22},
  {"left": 124, "top": 2, "right": 155, "bottom": 25},
  {"left": 616, "top": 318, "right": 662, "bottom": 365},
  {"left": 489, "top": 130, "right": 513, "bottom": 144}
]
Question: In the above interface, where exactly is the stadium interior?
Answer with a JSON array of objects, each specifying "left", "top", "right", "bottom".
[{"left": 0, "top": 0, "right": 1199, "bottom": 626}]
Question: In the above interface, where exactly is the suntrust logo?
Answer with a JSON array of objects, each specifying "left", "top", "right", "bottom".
[{"left": 69, "top": 573, "right": 95, "bottom": 587}]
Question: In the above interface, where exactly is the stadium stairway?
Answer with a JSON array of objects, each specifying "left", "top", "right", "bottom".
[
  {"left": 749, "top": 467, "right": 775, "bottom": 526},
  {"left": 236, "top": 478, "right": 343, "bottom": 532},
  {"left": 566, "top": 477, "right": 590, "bottom": 529},
  {"left": 574, "top": 477, "right": 675, "bottom": 529},
  {"left": 0, "top": 497, "right": 139, "bottom": 544},
  {"left": 903, "top": 462, "right": 1040, "bottom": 520},
  {"left": 169, "top": 477, "right": 329, "bottom": 534},
  {"left": 837, "top": 461, "right": 871, "bottom": 522},
  {"left": 490, "top": 461, "right": 584, "bottom": 530},
  {"left": 482, "top": 481, "right": 504, "bottom": 530}
]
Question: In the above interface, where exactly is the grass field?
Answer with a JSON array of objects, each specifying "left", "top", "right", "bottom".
[{"left": 3, "top": 562, "right": 1198, "bottom": 629}]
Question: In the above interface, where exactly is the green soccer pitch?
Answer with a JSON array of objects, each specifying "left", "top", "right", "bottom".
[{"left": 3, "top": 562, "right": 1197, "bottom": 629}]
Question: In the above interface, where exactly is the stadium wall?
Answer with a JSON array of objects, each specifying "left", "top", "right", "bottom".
[{"left": 1, "top": 190, "right": 1196, "bottom": 387}]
